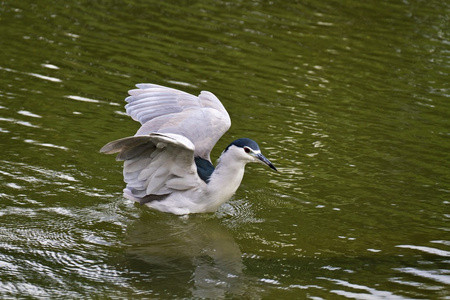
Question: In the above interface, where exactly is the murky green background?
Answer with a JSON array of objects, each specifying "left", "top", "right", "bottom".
[{"left": 1, "top": 0, "right": 449, "bottom": 298}]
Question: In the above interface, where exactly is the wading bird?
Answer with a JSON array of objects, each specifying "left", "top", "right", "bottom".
[{"left": 101, "top": 83, "right": 277, "bottom": 215}]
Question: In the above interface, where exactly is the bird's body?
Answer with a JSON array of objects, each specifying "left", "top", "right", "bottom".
[{"left": 101, "top": 84, "right": 276, "bottom": 215}]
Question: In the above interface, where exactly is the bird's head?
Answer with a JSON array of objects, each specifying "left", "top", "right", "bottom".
[{"left": 224, "top": 138, "right": 277, "bottom": 171}]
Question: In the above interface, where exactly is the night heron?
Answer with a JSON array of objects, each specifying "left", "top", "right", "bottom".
[{"left": 101, "top": 83, "right": 277, "bottom": 215}]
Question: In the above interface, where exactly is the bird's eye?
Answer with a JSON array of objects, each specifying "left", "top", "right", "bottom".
[{"left": 244, "top": 147, "right": 251, "bottom": 153}]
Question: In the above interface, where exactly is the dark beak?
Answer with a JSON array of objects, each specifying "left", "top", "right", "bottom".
[{"left": 256, "top": 153, "right": 278, "bottom": 171}]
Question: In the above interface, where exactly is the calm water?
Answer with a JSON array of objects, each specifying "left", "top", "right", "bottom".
[{"left": 1, "top": 0, "right": 449, "bottom": 299}]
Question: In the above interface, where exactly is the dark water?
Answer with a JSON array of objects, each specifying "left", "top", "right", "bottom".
[{"left": 1, "top": 0, "right": 449, "bottom": 298}]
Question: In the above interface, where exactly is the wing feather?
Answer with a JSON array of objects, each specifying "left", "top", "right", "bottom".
[
  {"left": 101, "top": 132, "right": 202, "bottom": 199},
  {"left": 124, "top": 84, "right": 231, "bottom": 160},
  {"left": 101, "top": 83, "right": 230, "bottom": 203}
]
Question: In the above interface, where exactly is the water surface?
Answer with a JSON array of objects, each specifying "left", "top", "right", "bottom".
[{"left": 1, "top": 0, "right": 449, "bottom": 298}]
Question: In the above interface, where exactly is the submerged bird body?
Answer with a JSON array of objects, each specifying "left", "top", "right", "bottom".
[{"left": 101, "top": 84, "right": 276, "bottom": 215}]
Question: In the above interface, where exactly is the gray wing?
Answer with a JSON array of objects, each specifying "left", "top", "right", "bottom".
[
  {"left": 100, "top": 132, "right": 202, "bottom": 199},
  {"left": 125, "top": 83, "right": 231, "bottom": 161}
]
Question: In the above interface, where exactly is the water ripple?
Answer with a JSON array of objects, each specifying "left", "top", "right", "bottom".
[
  {"left": 394, "top": 267, "right": 450, "bottom": 286},
  {"left": 396, "top": 244, "right": 450, "bottom": 257},
  {"left": 319, "top": 277, "right": 408, "bottom": 300}
]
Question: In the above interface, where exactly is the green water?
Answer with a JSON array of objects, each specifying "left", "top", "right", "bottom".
[{"left": 1, "top": 0, "right": 449, "bottom": 298}]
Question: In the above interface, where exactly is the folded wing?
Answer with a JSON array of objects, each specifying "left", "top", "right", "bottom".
[{"left": 100, "top": 133, "right": 202, "bottom": 200}]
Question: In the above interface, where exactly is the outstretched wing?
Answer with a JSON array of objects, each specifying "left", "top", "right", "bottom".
[
  {"left": 125, "top": 83, "right": 231, "bottom": 161},
  {"left": 100, "top": 132, "right": 203, "bottom": 200}
]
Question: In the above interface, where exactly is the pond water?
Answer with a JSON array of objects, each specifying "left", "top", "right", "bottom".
[{"left": 1, "top": 0, "right": 449, "bottom": 299}]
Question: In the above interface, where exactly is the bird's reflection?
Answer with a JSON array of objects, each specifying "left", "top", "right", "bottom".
[{"left": 118, "top": 211, "right": 247, "bottom": 298}]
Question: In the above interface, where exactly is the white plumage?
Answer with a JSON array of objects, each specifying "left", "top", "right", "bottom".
[{"left": 101, "top": 83, "right": 277, "bottom": 215}]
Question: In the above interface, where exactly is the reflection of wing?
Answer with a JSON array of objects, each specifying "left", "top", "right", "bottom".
[
  {"left": 100, "top": 132, "right": 202, "bottom": 200},
  {"left": 125, "top": 83, "right": 231, "bottom": 160}
]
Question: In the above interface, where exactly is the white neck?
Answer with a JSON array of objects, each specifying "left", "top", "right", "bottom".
[{"left": 204, "top": 148, "right": 247, "bottom": 210}]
